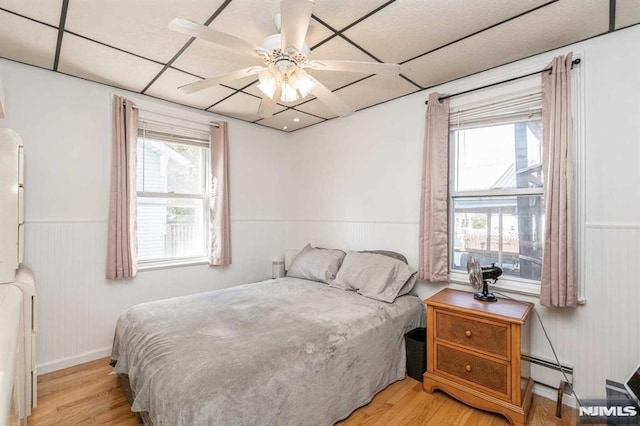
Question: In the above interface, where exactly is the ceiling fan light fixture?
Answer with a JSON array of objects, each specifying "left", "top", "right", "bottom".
[
  {"left": 289, "top": 68, "right": 315, "bottom": 98},
  {"left": 258, "top": 67, "right": 316, "bottom": 103},
  {"left": 281, "top": 79, "right": 299, "bottom": 102},
  {"left": 257, "top": 69, "right": 278, "bottom": 99}
]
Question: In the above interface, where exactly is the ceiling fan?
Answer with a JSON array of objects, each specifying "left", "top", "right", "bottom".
[{"left": 168, "top": 0, "right": 401, "bottom": 119}]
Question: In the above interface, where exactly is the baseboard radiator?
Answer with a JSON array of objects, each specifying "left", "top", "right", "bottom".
[{"left": 523, "top": 354, "right": 574, "bottom": 393}]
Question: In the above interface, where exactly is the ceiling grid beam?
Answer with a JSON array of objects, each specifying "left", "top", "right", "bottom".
[
  {"left": 140, "top": 0, "right": 233, "bottom": 95},
  {"left": 609, "top": 0, "right": 617, "bottom": 32},
  {"left": 64, "top": 30, "right": 165, "bottom": 66},
  {"left": 0, "top": 7, "right": 57, "bottom": 29},
  {"left": 52, "top": 0, "right": 70, "bottom": 71},
  {"left": 399, "top": 0, "right": 560, "bottom": 65},
  {"left": 309, "top": 0, "right": 396, "bottom": 51},
  {"left": 309, "top": 14, "right": 423, "bottom": 89}
]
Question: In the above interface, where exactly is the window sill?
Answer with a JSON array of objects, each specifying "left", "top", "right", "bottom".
[
  {"left": 448, "top": 271, "right": 541, "bottom": 298},
  {"left": 138, "top": 257, "right": 209, "bottom": 272}
]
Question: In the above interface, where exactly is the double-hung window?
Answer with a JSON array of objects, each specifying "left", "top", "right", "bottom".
[
  {"left": 449, "top": 87, "right": 544, "bottom": 292},
  {"left": 136, "top": 121, "right": 210, "bottom": 267}
]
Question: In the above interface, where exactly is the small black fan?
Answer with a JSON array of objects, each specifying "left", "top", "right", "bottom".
[{"left": 466, "top": 256, "right": 502, "bottom": 302}]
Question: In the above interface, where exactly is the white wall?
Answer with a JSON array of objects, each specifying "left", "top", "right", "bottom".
[
  {"left": 0, "top": 59, "right": 290, "bottom": 373},
  {"left": 288, "top": 26, "right": 640, "bottom": 400}
]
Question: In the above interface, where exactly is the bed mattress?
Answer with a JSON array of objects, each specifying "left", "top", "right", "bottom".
[{"left": 111, "top": 277, "right": 424, "bottom": 425}]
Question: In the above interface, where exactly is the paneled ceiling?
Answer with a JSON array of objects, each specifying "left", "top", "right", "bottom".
[{"left": 0, "top": 0, "right": 638, "bottom": 132}]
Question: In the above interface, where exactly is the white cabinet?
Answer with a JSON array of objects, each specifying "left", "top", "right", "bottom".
[
  {"left": 10, "top": 267, "right": 37, "bottom": 418},
  {"left": 0, "top": 128, "right": 35, "bottom": 422},
  {"left": 0, "top": 285, "right": 22, "bottom": 426},
  {"left": 0, "top": 129, "right": 23, "bottom": 284}
]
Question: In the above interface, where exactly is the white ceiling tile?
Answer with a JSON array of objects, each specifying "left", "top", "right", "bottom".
[
  {"left": 616, "top": 0, "right": 640, "bottom": 29},
  {"left": 65, "top": 0, "right": 224, "bottom": 63},
  {"left": 334, "top": 74, "right": 418, "bottom": 112},
  {"left": 145, "top": 68, "right": 236, "bottom": 109},
  {"left": 306, "top": 18, "right": 336, "bottom": 46},
  {"left": 0, "top": 0, "right": 62, "bottom": 26},
  {"left": 57, "top": 34, "right": 164, "bottom": 92},
  {"left": 294, "top": 98, "right": 338, "bottom": 120},
  {"left": 402, "top": 0, "right": 609, "bottom": 88},
  {"left": 343, "top": 0, "right": 551, "bottom": 64},
  {"left": 256, "top": 109, "right": 324, "bottom": 132},
  {"left": 208, "top": 92, "right": 284, "bottom": 122},
  {"left": 0, "top": 11, "right": 57, "bottom": 69},
  {"left": 312, "top": 0, "right": 390, "bottom": 31}
]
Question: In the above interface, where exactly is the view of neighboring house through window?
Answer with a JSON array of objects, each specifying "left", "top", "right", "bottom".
[
  {"left": 450, "top": 89, "right": 544, "bottom": 285},
  {"left": 136, "top": 122, "right": 209, "bottom": 265}
]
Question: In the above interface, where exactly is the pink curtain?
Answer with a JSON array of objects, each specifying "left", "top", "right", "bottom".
[
  {"left": 541, "top": 52, "right": 576, "bottom": 307},
  {"left": 209, "top": 122, "right": 231, "bottom": 266},
  {"left": 419, "top": 93, "right": 450, "bottom": 282},
  {"left": 106, "top": 95, "right": 138, "bottom": 279}
]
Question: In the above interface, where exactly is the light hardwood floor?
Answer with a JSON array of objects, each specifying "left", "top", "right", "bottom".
[{"left": 29, "top": 357, "right": 576, "bottom": 425}]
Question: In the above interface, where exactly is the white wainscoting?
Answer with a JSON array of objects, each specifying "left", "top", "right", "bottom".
[{"left": 25, "top": 219, "right": 287, "bottom": 374}]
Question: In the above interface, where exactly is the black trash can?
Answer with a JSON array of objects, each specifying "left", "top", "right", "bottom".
[{"left": 405, "top": 327, "right": 426, "bottom": 382}]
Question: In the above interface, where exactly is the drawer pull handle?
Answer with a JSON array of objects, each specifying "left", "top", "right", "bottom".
[
  {"left": 465, "top": 330, "right": 472, "bottom": 337},
  {"left": 465, "top": 365, "right": 472, "bottom": 372}
]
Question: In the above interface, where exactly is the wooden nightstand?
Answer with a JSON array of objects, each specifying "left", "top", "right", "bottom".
[{"left": 423, "top": 288, "right": 534, "bottom": 426}]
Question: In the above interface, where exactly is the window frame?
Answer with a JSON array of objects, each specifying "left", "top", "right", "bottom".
[
  {"left": 444, "top": 56, "right": 585, "bottom": 301},
  {"left": 136, "top": 123, "right": 211, "bottom": 269},
  {"left": 447, "top": 88, "right": 546, "bottom": 296}
]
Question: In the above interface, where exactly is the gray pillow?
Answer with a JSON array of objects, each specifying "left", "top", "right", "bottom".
[
  {"left": 330, "top": 252, "right": 417, "bottom": 303},
  {"left": 359, "top": 250, "right": 408, "bottom": 264},
  {"left": 287, "top": 244, "right": 346, "bottom": 284}
]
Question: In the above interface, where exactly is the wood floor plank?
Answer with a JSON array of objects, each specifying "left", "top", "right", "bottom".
[{"left": 29, "top": 357, "right": 577, "bottom": 425}]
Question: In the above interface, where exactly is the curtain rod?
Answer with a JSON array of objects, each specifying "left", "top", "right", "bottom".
[
  {"left": 424, "top": 58, "right": 581, "bottom": 105},
  {"left": 123, "top": 100, "right": 220, "bottom": 128}
]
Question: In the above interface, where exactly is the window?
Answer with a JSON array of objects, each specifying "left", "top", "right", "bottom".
[
  {"left": 136, "top": 121, "right": 210, "bottom": 266},
  {"left": 449, "top": 89, "right": 545, "bottom": 291}
]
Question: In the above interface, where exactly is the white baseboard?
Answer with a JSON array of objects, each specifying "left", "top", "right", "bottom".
[
  {"left": 533, "top": 382, "right": 578, "bottom": 409},
  {"left": 37, "top": 347, "right": 112, "bottom": 375}
]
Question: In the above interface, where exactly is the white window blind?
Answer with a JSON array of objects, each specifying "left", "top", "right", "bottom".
[
  {"left": 450, "top": 90, "right": 542, "bottom": 130},
  {"left": 138, "top": 120, "right": 209, "bottom": 147}
]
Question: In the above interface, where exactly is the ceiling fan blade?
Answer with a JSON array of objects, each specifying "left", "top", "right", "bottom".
[
  {"left": 307, "top": 76, "right": 353, "bottom": 118},
  {"left": 257, "top": 86, "right": 282, "bottom": 119},
  {"left": 169, "top": 18, "right": 263, "bottom": 57},
  {"left": 306, "top": 60, "right": 401, "bottom": 75},
  {"left": 179, "top": 67, "right": 265, "bottom": 94},
  {"left": 279, "top": 0, "right": 314, "bottom": 52}
]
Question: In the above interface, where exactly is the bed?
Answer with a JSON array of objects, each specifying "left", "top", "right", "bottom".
[{"left": 111, "top": 251, "right": 424, "bottom": 425}]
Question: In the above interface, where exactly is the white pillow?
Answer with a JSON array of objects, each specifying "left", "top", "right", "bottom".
[
  {"left": 330, "top": 252, "right": 417, "bottom": 303},
  {"left": 286, "top": 244, "right": 346, "bottom": 284}
]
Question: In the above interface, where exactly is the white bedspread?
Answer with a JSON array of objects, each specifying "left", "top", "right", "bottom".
[{"left": 112, "top": 277, "right": 424, "bottom": 425}]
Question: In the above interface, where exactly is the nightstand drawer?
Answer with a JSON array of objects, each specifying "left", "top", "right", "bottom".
[
  {"left": 435, "top": 311, "right": 509, "bottom": 358},
  {"left": 436, "top": 344, "right": 509, "bottom": 397}
]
